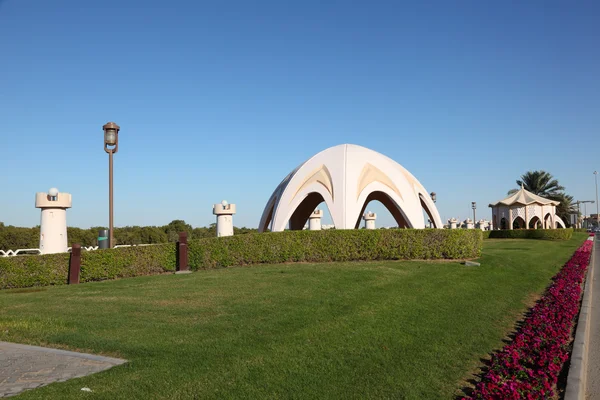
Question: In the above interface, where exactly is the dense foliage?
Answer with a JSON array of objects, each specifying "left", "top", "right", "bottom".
[
  {"left": 487, "top": 228, "right": 572, "bottom": 240},
  {"left": 0, "top": 220, "right": 257, "bottom": 251},
  {"left": 464, "top": 238, "right": 593, "bottom": 399},
  {"left": 187, "top": 229, "right": 483, "bottom": 269},
  {"left": 0, "top": 229, "right": 482, "bottom": 289}
]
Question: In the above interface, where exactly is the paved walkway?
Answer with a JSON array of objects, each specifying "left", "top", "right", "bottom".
[
  {"left": 0, "top": 341, "right": 126, "bottom": 398},
  {"left": 586, "top": 236, "right": 600, "bottom": 399}
]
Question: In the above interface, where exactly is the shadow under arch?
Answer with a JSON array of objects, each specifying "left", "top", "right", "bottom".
[
  {"left": 354, "top": 191, "right": 411, "bottom": 229},
  {"left": 529, "top": 216, "right": 541, "bottom": 229},
  {"left": 513, "top": 216, "right": 526, "bottom": 229},
  {"left": 289, "top": 192, "right": 331, "bottom": 230},
  {"left": 543, "top": 213, "right": 552, "bottom": 229}
]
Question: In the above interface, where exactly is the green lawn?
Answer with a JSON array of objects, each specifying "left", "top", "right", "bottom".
[{"left": 0, "top": 234, "right": 587, "bottom": 399}]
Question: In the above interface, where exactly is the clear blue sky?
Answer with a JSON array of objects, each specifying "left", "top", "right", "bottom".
[{"left": 1, "top": 0, "right": 599, "bottom": 229}]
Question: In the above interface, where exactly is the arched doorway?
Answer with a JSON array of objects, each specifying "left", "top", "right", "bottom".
[
  {"left": 353, "top": 191, "right": 411, "bottom": 229},
  {"left": 544, "top": 213, "right": 553, "bottom": 229},
  {"left": 288, "top": 192, "right": 332, "bottom": 230},
  {"left": 513, "top": 216, "right": 526, "bottom": 230},
  {"left": 529, "top": 216, "right": 541, "bottom": 229},
  {"left": 500, "top": 217, "right": 507, "bottom": 230}
]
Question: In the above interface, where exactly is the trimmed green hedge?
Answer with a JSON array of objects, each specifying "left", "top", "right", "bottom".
[
  {"left": 487, "top": 228, "right": 573, "bottom": 240},
  {"left": 0, "top": 253, "right": 70, "bottom": 289},
  {"left": 0, "top": 244, "right": 175, "bottom": 290},
  {"left": 79, "top": 244, "right": 176, "bottom": 283},
  {"left": 1, "top": 229, "right": 482, "bottom": 289},
  {"left": 187, "top": 229, "right": 482, "bottom": 269}
]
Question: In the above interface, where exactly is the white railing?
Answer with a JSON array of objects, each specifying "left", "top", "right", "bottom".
[
  {"left": 0, "top": 248, "right": 42, "bottom": 257},
  {"left": 1, "top": 243, "right": 156, "bottom": 257}
]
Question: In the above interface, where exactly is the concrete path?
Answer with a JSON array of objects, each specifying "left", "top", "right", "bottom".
[
  {"left": 0, "top": 341, "right": 126, "bottom": 398},
  {"left": 586, "top": 236, "right": 600, "bottom": 399}
]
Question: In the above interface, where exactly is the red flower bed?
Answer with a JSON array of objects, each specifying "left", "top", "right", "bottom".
[{"left": 464, "top": 239, "right": 594, "bottom": 399}]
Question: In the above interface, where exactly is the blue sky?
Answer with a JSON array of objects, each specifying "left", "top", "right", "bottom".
[{"left": 1, "top": 0, "right": 599, "bottom": 229}]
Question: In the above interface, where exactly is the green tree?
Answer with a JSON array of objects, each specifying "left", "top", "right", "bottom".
[{"left": 507, "top": 170, "right": 565, "bottom": 198}]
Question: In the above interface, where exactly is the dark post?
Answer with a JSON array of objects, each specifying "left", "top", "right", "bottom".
[
  {"left": 176, "top": 232, "right": 189, "bottom": 273},
  {"left": 69, "top": 244, "right": 81, "bottom": 284}
]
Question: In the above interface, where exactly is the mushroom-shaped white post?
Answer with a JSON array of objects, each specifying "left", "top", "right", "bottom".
[
  {"left": 363, "top": 211, "right": 376, "bottom": 229},
  {"left": 213, "top": 200, "right": 236, "bottom": 237},
  {"left": 35, "top": 188, "right": 72, "bottom": 254},
  {"left": 465, "top": 218, "right": 474, "bottom": 229},
  {"left": 308, "top": 209, "right": 323, "bottom": 230},
  {"left": 448, "top": 218, "right": 458, "bottom": 229},
  {"left": 477, "top": 219, "right": 486, "bottom": 230}
]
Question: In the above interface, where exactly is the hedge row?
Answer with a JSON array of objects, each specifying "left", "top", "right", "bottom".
[
  {"left": 0, "top": 229, "right": 482, "bottom": 289},
  {"left": 0, "top": 243, "right": 176, "bottom": 290},
  {"left": 187, "top": 229, "right": 483, "bottom": 269},
  {"left": 486, "top": 228, "right": 573, "bottom": 240}
]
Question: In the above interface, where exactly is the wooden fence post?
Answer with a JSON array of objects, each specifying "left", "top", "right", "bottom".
[
  {"left": 176, "top": 232, "right": 190, "bottom": 273},
  {"left": 69, "top": 244, "right": 81, "bottom": 284}
]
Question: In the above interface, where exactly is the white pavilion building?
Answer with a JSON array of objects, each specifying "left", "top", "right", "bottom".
[{"left": 488, "top": 185, "right": 566, "bottom": 230}]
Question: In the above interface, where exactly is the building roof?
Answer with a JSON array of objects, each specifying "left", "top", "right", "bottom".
[{"left": 488, "top": 185, "right": 560, "bottom": 207}]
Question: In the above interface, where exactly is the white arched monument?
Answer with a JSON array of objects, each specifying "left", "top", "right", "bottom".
[
  {"left": 258, "top": 144, "right": 442, "bottom": 232},
  {"left": 488, "top": 185, "right": 566, "bottom": 230},
  {"left": 35, "top": 188, "right": 72, "bottom": 254}
]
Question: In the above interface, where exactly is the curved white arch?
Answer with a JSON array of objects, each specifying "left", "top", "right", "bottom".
[
  {"left": 555, "top": 215, "right": 566, "bottom": 229},
  {"left": 259, "top": 144, "right": 443, "bottom": 232}
]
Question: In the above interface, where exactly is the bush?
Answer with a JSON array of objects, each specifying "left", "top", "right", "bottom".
[
  {"left": 487, "top": 228, "right": 572, "bottom": 240},
  {"left": 80, "top": 244, "right": 176, "bottom": 283},
  {"left": 0, "top": 229, "right": 481, "bottom": 289},
  {"left": 0, "top": 253, "right": 70, "bottom": 289},
  {"left": 187, "top": 229, "right": 482, "bottom": 270}
]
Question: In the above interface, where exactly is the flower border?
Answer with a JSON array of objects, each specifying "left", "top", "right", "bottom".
[{"left": 464, "top": 235, "right": 594, "bottom": 399}]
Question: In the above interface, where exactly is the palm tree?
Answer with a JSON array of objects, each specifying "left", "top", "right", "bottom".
[
  {"left": 507, "top": 170, "right": 574, "bottom": 227},
  {"left": 507, "top": 170, "right": 565, "bottom": 197}
]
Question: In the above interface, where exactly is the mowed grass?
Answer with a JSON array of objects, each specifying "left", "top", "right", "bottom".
[{"left": 0, "top": 234, "right": 587, "bottom": 399}]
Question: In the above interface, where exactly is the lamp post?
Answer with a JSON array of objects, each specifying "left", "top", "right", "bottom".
[
  {"left": 429, "top": 192, "right": 436, "bottom": 228},
  {"left": 103, "top": 122, "right": 120, "bottom": 248},
  {"left": 595, "top": 171, "right": 599, "bottom": 228},
  {"left": 472, "top": 202, "right": 476, "bottom": 224}
]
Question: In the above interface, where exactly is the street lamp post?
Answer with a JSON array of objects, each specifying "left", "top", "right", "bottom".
[
  {"left": 429, "top": 192, "right": 436, "bottom": 228},
  {"left": 103, "top": 122, "right": 120, "bottom": 248},
  {"left": 472, "top": 201, "right": 476, "bottom": 224},
  {"left": 595, "top": 171, "right": 599, "bottom": 228}
]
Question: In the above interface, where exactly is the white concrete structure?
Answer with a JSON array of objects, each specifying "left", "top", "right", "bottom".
[
  {"left": 363, "top": 211, "right": 376, "bottom": 229},
  {"left": 35, "top": 188, "right": 72, "bottom": 254},
  {"left": 448, "top": 218, "right": 459, "bottom": 229},
  {"left": 308, "top": 209, "right": 323, "bottom": 230},
  {"left": 465, "top": 218, "right": 474, "bottom": 229},
  {"left": 489, "top": 185, "right": 566, "bottom": 230},
  {"left": 476, "top": 219, "right": 487, "bottom": 230},
  {"left": 258, "top": 144, "right": 442, "bottom": 232},
  {"left": 213, "top": 200, "right": 236, "bottom": 237}
]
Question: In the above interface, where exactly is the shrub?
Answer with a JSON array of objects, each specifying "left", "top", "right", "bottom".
[
  {"left": 80, "top": 244, "right": 176, "bottom": 283},
  {"left": 187, "top": 229, "right": 482, "bottom": 270},
  {"left": 0, "top": 253, "right": 70, "bottom": 289},
  {"left": 487, "top": 228, "right": 572, "bottom": 240},
  {"left": 0, "top": 229, "right": 481, "bottom": 289}
]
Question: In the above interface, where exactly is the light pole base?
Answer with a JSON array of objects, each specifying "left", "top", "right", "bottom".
[{"left": 175, "top": 270, "right": 193, "bottom": 275}]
